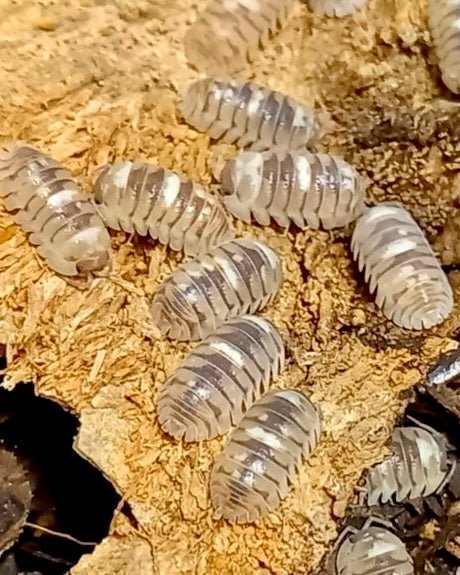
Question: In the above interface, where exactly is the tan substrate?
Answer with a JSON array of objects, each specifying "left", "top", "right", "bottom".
[{"left": 0, "top": 1, "right": 459, "bottom": 573}]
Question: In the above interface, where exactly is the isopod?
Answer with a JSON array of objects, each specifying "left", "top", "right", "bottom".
[
  {"left": 429, "top": 0, "right": 460, "bottom": 94},
  {"left": 157, "top": 315, "right": 285, "bottom": 441},
  {"left": 150, "top": 238, "right": 283, "bottom": 341},
  {"left": 427, "top": 347, "right": 460, "bottom": 386},
  {"left": 210, "top": 389, "right": 321, "bottom": 523},
  {"left": 0, "top": 142, "right": 111, "bottom": 276},
  {"left": 351, "top": 203, "right": 453, "bottom": 330},
  {"left": 184, "top": 0, "right": 295, "bottom": 75},
  {"left": 331, "top": 518, "right": 414, "bottom": 575},
  {"left": 358, "top": 425, "right": 456, "bottom": 506},
  {"left": 180, "top": 78, "right": 319, "bottom": 152},
  {"left": 219, "top": 149, "right": 366, "bottom": 229},
  {"left": 92, "top": 161, "right": 233, "bottom": 256},
  {"left": 309, "top": 0, "right": 369, "bottom": 17}
]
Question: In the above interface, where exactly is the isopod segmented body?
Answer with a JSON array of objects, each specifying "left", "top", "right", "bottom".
[
  {"left": 210, "top": 389, "right": 321, "bottom": 523},
  {"left": 220, "top": 150, "right": 366, "bottom": 229},
  {"left": 157, "top": 315, "right": 285, "bottom": 441},
  {"left": 0, "top": 142, "right": 111, "bottom": 276},
  {"left": 309, "top": 0, "right": 369, "bottom": 17},
  {"left": 351, "top": 203, "right": 453, "bottom": 330},
  {"left": 151, "top": 238, "right": 283, "bottom": 341},
  {"left": 181, "top": 78, "right": 319, "bottom": 152},
  {"left": 429, "top": 0, "right": 460, "bottom": 94},
  {"left": 359, "top": 426, "right": 455, "bottom": 506},
  {"left": 427, "top": 347, "right": 460, "bottom": 386},
  {"left": 333, "top": 518, "right": 414, "bottom": 575},
  {"left": 184, "top": 0, "right": 295, "bottom": 75},
  {"left": 92, "top": 161, "right": 232, "bottom": 256}
]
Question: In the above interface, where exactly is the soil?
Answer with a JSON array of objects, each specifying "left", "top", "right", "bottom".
[{"left": 0, "top": 1, "right": 459, "bottom": 574}]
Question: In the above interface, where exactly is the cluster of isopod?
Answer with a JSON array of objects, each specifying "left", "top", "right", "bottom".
[{"left": 1, "top": 0, "right": 459, "bottom": 571}]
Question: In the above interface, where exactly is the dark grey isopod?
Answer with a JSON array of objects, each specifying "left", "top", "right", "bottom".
[
  {"left": 210, "top": 389, "right": 322, "bottom": 523},
  {"left": 150, "top": 238, "right": 283, "bottom": 341},
  {"left": 427, "top": 347, "right": 460, "bottom": 386},
  {"left": 157, "top": 315, "right": 285, "bottom": 441},
  {"left": 331, "top": 518, "right": 414, "bottom": 575},
  {"left": 358, "top": 425, "right": 456, "bottom": 506},
  {"left": 181, "top": 78, "right": 319, "bottom": 151}
]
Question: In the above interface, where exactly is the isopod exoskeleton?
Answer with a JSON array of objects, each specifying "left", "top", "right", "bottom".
[
  {"left": 309, "top": 0, "right": 369, "bottom": 17},
  {"left": 220, "top": 150, "right": 366, "bottom": 229},
  {"left": 184, "top": 0, "right": 295, "bottom": 75},
  {"left": 92, "top": 161, "right": 233, "bottom": 256},
  {"left": 351, "top": 203, "right": 453, "bottom": 330},
  {"left": 427, "top": 347, "right": 460, "bottom": 386},
  {"left": 358, "top": 426, "right": 456, "bottom": 506},
  {"left": 332, "top": 518, "right": 414, "bottom": 575},
  {"left": 210, "top": 389, "right": 321, "bottom": 523},
  {"left": 157, "top": 315, "right": 285, "bottom": 441},
  {"left": 180, "top": 78, "right": 319, "bottom": 152},
  {"left": 0, "top": 142, "right": 111, "bottom": 276},
  {"left": 150, "top": 238, "right": 283, "bottom": 341},
  {"left": 429, "top": 0, "right": 460, "bottom": 94}
]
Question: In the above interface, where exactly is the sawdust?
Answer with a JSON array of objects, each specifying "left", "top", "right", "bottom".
[{"left": 0, "top": 0, "right": 459, "bottom": 574}]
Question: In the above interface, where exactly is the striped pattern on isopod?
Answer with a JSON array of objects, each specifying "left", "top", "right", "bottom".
[
  {"left": 210, "top": 389, "right": 321, "bottom": 523},
  {"left": 184, "top": 0, "right": 295, "bottom": 75},
  {"left": 309, "top": 0, "right": 369, "bottom": 17},
  {"left": 0, "top": 142, "right": 111, "bottom": 276},
  {"left": 332, "top": 519, "right": 414, "bottom": 575},
  {"left": 92, "top": 161, "right": 233, "bottom": 256},
  {"left": 358, "top": 426, "right": 456, "bottom": 506},
  {"left": 427, "top": 347, "right": 460, "bottom": 386},
  {"left": 157, "top": 315, "right": 285, "bottom": 441},
  {"left": 220, "top": 150, "right": 366, "bottom": 229},
  {"left": 429, "top": 0, "right": 460, "bottom": 93},
  {"left": 180, "top": 78, "right": 319, "bottom": 152},
  {"left": 351, "top": 203, "right": 453, "bottom": 330},
  {"left": 150, "top": 238, "right": 283, "bottom": 341}
]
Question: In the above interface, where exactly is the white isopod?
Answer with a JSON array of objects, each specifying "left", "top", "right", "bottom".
[
  {"left": 157, "top": 315, "right": 285, "bottom": 441},
  {"left": 429, "top": 0, "right": 460, "bottom": 94},
  {"left": 220, "top": 149, "right": 366, "bottom": 229},
  {"left": 351, "top": 203, "right": 453, "bottom": 330},
  {"left": 185, "top": 0, "right": 295, "bottom": 75},
  {"left": 358, "top": 425, "right": 456, "bottom": 506}
]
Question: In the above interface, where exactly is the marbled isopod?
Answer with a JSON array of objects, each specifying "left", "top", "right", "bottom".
[
  {"left": 309, "top": 0, "right": 369, "bottom": 17},
  {"left": 157, "top": 315, "right": 285, "bottom": 441},
  {"left": 429, "top": 0, "right": 460, "bottom": 94},
  {"left": 220, "top": 150, "right": 366, "bottom": 229},
  {"left": 0, "top": 142, "right": 111, "bottom": 276},
  {"left": 351, "top": 203, "right": 453, "bottom": 330},
  {"left": 358, "top": 426, "right": 456, "bottom": 506},
  {"left": 151, "top": 238, "right": 282, "bottom": 341},
  {"left": 184, "top": 0, "right": 295, "bottom": 75},
  {"left": 180, "top": 78, "right": 319, "bottom": 152},
  {"left": 210, "top": 389, "right": 321, "bottom": 523},
  {"left": 333, "top": 519, "right": 414, "bottom": 575},
  {"left": 92, "top": 161, "right": 233, "bottom": 256},
  {"left": 427, "top": 347, "right": 460, "bottom": 386}
]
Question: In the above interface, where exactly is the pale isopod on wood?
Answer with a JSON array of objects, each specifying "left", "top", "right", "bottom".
[
  {"left": 92, "top": 161, "right": 233, "bottom": 256},
  {"left": 0, "top": 142, "right": 111, "bottom": 276},
  {"left": 219, "top": 149, "right": 366, "bottom": 229},
  {"left": 332, "top": 518, "right": 414, "bottom": 575},
  {"left": 150, "top": 238, "right": 283, "bottom": 341},
  {"left": 309, "top": 0, "right": 369, "bottom": 17},
  {"left": 210, "top": 389, "right": 321, "bottom": 523},
  {"left": 351, "top": 203, "right": 453, "bottom": 330},
  {"left": 429, "top": 0, "right": 460, "bottom": 94},
  {"left": 180, "top": 78, "right": 319, "bottom": 152},
  {"left": 427, "top": 347, "right": 460, "bottom": 386},
  {"left": 184, "top": 0, "right": 295, "bottom": 75},
  {"left": 358, "top": 426, "right": 456, "bottom": 506},
  {"left": 157, "top": 315, "right": 285, "bottom": 441}
]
